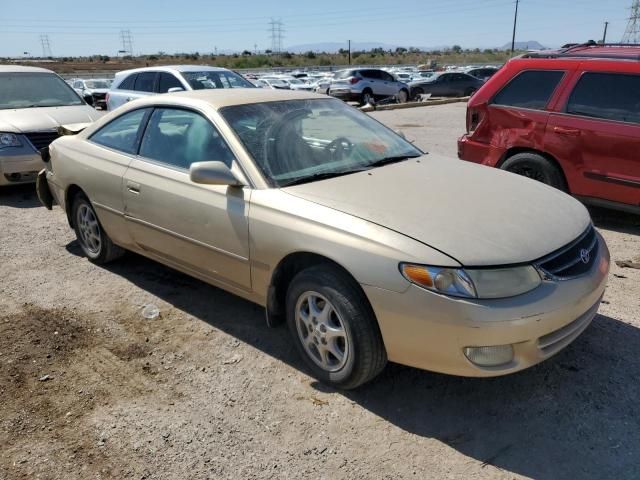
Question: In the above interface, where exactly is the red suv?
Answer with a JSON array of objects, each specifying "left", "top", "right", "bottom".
[{"left": 458, "top": 43, "right": 640, "bottom": 214}]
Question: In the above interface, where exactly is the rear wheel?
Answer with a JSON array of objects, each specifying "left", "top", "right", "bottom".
[
  {"left": 360, "top": 89, "right": 375, "bottom": 106},
  {"left": 286, "top": 265, "right": 387, "bottom": 389},
  {"left": 72, "top": 193, "right": 124, "bottom": 264},
  {"left": 413, "top": 87, "right": 424, "bottom": 100},
  {"left": 501, "top": 152, "right": 566, "bottom": 191}
]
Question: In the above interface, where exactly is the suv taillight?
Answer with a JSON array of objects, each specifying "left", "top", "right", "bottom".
[
  {"left": 467, "top": 107, "right": 483, "bottom": 134},
  {"left": 105, "top": 92, "right": 110, "bottom": 106},
  {"left": 349, "top": 77, "right": 361, "bottom": 85}
]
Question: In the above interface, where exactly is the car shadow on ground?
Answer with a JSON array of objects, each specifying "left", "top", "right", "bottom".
[
  {"left": 69, "top": 243, "right": 640, "bottom": 480},
  {"left": 589, "top": 206, "right": 640, "bottom": 236},
  {"left": 0, "top": 184, "right": 41, "bottom": 209}
]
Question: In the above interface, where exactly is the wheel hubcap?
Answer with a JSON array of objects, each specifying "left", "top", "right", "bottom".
[
  {"left": 511, "top": 165, "right": 547, "bottom": 183},
  {"left": 295, "top": 292, "right": 349, "bottom": 372},
  {"left": 76, "top": 204, "right": 101, "bottom": 255}
]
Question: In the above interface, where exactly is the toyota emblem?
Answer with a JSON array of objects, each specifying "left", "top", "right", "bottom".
[{"left": 580, "top": 248, "right": 591, "bottom": 264}]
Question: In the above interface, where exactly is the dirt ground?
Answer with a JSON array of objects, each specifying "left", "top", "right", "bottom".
[{"left": 1, "top": 103, "right": 639, "bottom": 480}]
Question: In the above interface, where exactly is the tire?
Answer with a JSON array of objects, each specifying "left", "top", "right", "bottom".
[
  {"left": 71, "top": 193, "right": 125, "bottom": 264},
  {"left": 360, "top": 89, "right": 374, "bottom": 106},
  {"left": 286, "top": 265, "right": 387, "bottom": 389},
  {"left": 501, "top": 152, "right": 566, "bottom": 191},
  {"left": 397, "top": 89, "right": 409, "bottom": 103},
  {"left": 412, "top": 87, "right": 424, "bottom": 100}
]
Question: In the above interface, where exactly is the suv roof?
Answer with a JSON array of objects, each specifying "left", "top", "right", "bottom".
[
  {"left": 113, "top": 64, "right": 231, "bottom": 79},
  {"left": 523, "top": 42, "right": 640, "bottom": 61}
]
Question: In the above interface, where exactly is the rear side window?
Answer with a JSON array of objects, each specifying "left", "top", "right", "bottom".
[
  {"left": 158, "top": 73, "right": 183, "bottom": 93},
  {"left": 492, "top": 70, "right": 564, "bottom": 110},
  {"left": 133, "top": 72, "right": 156, "bottom": 92},
  {"left": 90, "top": 108, "right": 149, "bottom": 154},
  {"left": 567, "top": 72, "right": 640, "bottom": 124},
  {"left": 118, "top": 74, "right": 136, "bottom": 90},
  {"left": 334, "top": 70, "right": 356, "bottom": 80},
  {"left": 362, "top": 70, "right": 382, "bottom": 80}
]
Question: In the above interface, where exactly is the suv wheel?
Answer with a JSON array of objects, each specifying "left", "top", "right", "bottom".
[
  {"left": 397, "top": 89, "right": 409, "bottom": 103},
  {"left": 361, "top": 89, "right": 374, "bottom": 106},
  {"left": 286, "top": 265, "right": 387, "bottom": 389},
  {"left": 72, "top": 194, "right": 125, "bottom": 264},
  {"left": 501, "top": 152, "right": 566, "bottom": 191}
]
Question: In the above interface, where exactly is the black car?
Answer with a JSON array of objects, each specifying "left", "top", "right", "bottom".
[
  {"left": 465, "top": 67, "right": 500, "bottom": 82},
  {"left": 409, "top": 72, "right": 483, "bottom": 99}
]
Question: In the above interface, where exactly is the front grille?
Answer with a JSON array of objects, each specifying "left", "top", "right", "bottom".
[
  {"left": 536, "top": 226, "right": 599, "bottom": 280},
  {"left": 538, "top": 298, "right": 600, "bottom": 355},
  {"left": 24, "top": 130, "right": 59, "bottom": 151}
]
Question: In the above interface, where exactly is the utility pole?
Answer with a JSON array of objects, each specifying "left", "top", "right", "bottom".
[
  {"left": 348, "top": 40, "right": 351, "bottom": 65},
  {"left": 268, "top": 18, "right": 284, "bottom": 55},
  {"left": 119, "top": 30, "right": 134, "bottom": 56},
  {"left": 511, "top": 0, "right": 520, "bottom": 55},
  {"left": 602, "top": 21, "right": 609, "bottom": 43},
  {"left": 39, "top": 35, "right": 52, "bottom": 58}
]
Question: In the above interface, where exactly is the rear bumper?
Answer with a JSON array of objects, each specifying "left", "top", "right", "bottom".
[
  {"left": 0, "top": 153, "right": 44, "bottom": 186},
  {"left": 457, "top": 134, "right": 503, "bottom": 167},
  {"left": 329, "top": 90, "right": 360, "bottom": 102},
  {"left": 364, "top": 233, "right": 610, "bottom": 377}
]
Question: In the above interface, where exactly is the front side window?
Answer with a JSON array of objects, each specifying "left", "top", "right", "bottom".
[
  {"left": 139, "top": 108, "right": 235, "bottom": 169},
  {"left": 0, "top": 72, "right": 83, "bottom": 110},
  {"left": 566, "top": 72, "right": 640, "bottom": 124},
  {"left": 492, "top": 70, "right": 564, "bottom": 110},
  {"left": 180, "top": 71, "right": 254, "bottom": 90},
  {"left": 158, "top": 73, "right": 183, "bottom": 93},
  {"left": 73, "top": 80, "right": 84, "bottom": 89},
  {"left": 221, "top": 98, "right": 422, "bottom": 187},
  {"left": 90, "top": 108, "right": 149, "bottom": 154},
  {"left": 134, "top": 72, "right": 156, "bottom": 92}
]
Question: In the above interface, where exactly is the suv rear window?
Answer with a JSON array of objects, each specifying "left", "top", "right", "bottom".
[
  {"left": 567, "top": 72, "right": 640, "bottom": 124},
  {"left": 334, "top": 70, "right": 356, "bottom": 80},
  {"left": 492, "top": 70, "right": 564, "bottom": 110},
  {"left": 118, "top": 74, "right": 136, "bottom": 90}
]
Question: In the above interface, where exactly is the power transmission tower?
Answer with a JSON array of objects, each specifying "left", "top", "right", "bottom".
[
  {"left": 268, "top": 18, "right": 284, "bottom": 54},
  {"left": 120, "top": 29, "right": 134, "bottom": 56},
  {"left": 39, "top": 35, "right": 52, "bottom": 57},
  {"left": 622, "top": 0, "right": 640, "bottom": 43}
]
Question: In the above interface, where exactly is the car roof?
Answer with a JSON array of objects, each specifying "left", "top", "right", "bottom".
[
  {"left": 124, "top": 88, "right": 322, "bottom": 109},
  {"left": 0, "top": 64, "right": 55, "bottom": 74},
  {"left": 522, "top": 43, "right": 640, "bottom": 61},
  {"left": 114, "top": 64, "right": 232, "bottom": 77}
]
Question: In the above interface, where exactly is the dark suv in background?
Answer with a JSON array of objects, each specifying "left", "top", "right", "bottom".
[{"left": 458, "top": 43, "right": 640, "bottom": 214}]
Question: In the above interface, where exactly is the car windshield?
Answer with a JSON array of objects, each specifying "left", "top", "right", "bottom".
[
  {"left": 221, "top": 98, "right": 423, "bottom": 187},
  {"left": 0, "top": 72, "right": 83, "bottom": 109},
  {"left": 85, "top": 80, "right": 110, "bottom": 89},
  {"left": 181, "top": 71, "right": 254, "bottom": 90}
]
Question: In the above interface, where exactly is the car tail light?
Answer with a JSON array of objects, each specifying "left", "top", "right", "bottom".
[
  {"left": 467, "top": 107, "right": 483, "bottom": 134},
  {"left": 349, "top": 77, "right": 361, "bottom": 85}
]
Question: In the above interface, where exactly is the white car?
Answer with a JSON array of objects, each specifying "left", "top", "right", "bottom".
[
  {"left": 72, "top": 78, "right": 112, "bottom": 109},
  {"left": 106, "top": 65, "right": 255, "bottom": 111}
]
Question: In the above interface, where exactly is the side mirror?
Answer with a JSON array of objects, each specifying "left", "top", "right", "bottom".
[
  {"left": 167, "top": 87, "right": 184, "bottom": 93},
  {"left": 189, "top": 161, "right": 245, "bottom": 186}
]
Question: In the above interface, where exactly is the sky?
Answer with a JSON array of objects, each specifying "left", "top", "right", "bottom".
[{"left": 0, "top": 0, "right": 635, "bottom": 57}]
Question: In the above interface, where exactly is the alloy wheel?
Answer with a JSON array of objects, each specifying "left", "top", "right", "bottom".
[{"left": 76, "top": 203, "right": 102, "bottom": 256}]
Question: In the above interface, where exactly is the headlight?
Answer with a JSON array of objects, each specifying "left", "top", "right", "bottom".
[
  {"left": 400, "top": 263, "right": 541, "bottom": 299},
  {"left": 0, "top": 133, "right": 21, "bottom": 148}
]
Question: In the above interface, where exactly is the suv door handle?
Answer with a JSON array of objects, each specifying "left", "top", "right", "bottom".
[
  {"left": 127, "top": 181, "right": 140, "bottom": 194},
  {"left": 553, "top": 126, "right": 580, "bottom": 136}
]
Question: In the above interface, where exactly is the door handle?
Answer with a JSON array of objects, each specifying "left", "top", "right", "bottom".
[
  {"left": 553, "top": 126, "right": 581, "bottom": 136},
  {"left": 126, "top": 181, "right": 140, "bottom": 194}
]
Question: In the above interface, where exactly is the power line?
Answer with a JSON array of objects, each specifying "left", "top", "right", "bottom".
[
  {"left": 622, "top": 0, "right": 640, "bottom": 43},
  {"left": 39, "top": 34, "right": 52, "bottom": 57}
]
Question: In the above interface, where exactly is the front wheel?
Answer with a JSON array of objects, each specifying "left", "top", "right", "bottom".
[
  {"left": 397, "top": 89, "right": 409, "bottom": 103},
  {"left": 72, "top": 194, "right": 124, "bottom": 264},
  {"left": 286, "top": 265, "right": 387, "bottom": 389}
]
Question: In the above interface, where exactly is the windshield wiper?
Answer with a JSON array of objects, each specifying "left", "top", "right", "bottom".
[
  {"left": 280, "top": 169, "right": 367, "bottom": 187},
  {"left": 368, "top": 154, "right": 421, "bottom": 168}
]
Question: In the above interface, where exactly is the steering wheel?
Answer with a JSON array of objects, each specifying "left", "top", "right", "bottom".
[{"left": 325, "top": 137, "right": 354, "bottom": 160}]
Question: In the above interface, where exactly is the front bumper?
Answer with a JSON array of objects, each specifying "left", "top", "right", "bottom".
[
  {"left": 364, "top": 233, "right": 610, "bottom": 377},
  {"left": 0, "top": 152, "right": 44, "bottom": 186}
]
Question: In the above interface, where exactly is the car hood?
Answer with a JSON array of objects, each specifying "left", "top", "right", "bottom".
[
  {"left": 283, "top": 155, "right": 591, "bottom": 266},
  {"left": 0, "top": 105, "right": 102, "bottom": 133}
]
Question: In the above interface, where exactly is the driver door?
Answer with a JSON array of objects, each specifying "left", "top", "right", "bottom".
[{"left": 123, "top": 107, "right": 252, "bottom": 291}]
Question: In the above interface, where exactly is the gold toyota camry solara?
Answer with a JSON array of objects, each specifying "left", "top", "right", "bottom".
[{"left": 37, "top": 89, "right": 610, "bottom": 389}]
